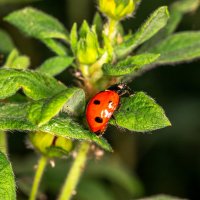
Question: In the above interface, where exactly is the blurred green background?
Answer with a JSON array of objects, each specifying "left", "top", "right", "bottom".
[{"left": 0, "top": 0, "right": 200, "bottom": 199}]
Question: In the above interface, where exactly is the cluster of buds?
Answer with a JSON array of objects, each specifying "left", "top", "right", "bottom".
[
  {"left": 99, "top": 0, "right": 139, "bottom": 20},
  {"left": 71, "top": 21, "right": 102, "bottom": 65}
]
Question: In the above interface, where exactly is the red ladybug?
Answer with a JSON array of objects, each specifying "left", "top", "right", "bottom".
[{"left": 86, "top": 83, "right": 130, "bottom": 135}]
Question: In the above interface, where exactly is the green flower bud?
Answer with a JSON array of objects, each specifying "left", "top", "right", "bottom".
[
  {"left": 77, "top": 29, "right": 101, "bottom": 65},
  {"left": 29, "top": 131, "right": 73, "bottom": 158},
  {"left": 99, "top": 0, "right": 136, "bottom": 20}
]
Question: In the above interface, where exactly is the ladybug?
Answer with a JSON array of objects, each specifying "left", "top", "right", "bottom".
[{"left": 86, "top": 83, "right": 131, "bottom": 135}]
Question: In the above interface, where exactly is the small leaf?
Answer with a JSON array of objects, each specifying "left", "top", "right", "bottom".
[
  {"left": 70, "top": 23, "right": 78, "bottom": 54},
  {"left": 103, "top": 53, "right": 160, "bottom": 76},
  {"left": 115, "top": 6, "right": 169, "bottom": 58},
  {"left": 0, "top": 29, "right": 15, "bottom": 54},
  {"left": 92, "top": 12, "right": 103, "bottom": 39},
  {"left": 37, "top": 56, "right": 74, "bottom": 76},
  {"left": 0, "top": 68, "right": 66, "bottom": 100},
  {"left": 4, "top": 48, "right": 19, "bottom": 67},
  {"left": 0, "top": 103, "right": 112, "bottom": 151},
  {"left": 148, "top": 31, "right": 200, "bottom": 64},
  {"left": 11, "top": 55, "right": 30, "bottom": 69},
  {"left": 0, "top": 151, "right": 16, "bottom": 200},
  {"left": 138, "top": 0, "right": 200, "bottom": 53},
  {"left": 113, "top": 92, "right": 171, "bottom": 132},
  {"left": 42, "top": 38, "right": 68, "bottom": 56},
  {"left": 5, "top": 7, "right": 69, "bottom": 41}
]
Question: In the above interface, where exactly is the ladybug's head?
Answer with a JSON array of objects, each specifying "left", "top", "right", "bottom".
[{"left": 108, "top": 83, "right": 131, "bottom": 96}]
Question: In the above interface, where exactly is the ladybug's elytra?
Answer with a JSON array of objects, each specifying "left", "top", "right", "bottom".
[{"left": 86, "top": 83, "right": 131, "bottom": 135}]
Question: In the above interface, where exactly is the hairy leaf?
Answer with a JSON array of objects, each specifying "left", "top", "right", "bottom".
[
  {"left": 0, "top": 68, "right": 66, "bottom": 100},
  {"left": 5, "top": 7, "right": 69, "bottom": 41},
  {"left": 148, "top": 31, "right": 200, "bottom": 64},
  {"left": 103, "top": 53, "right": 160, "bottom": 76},
  {"left": 115, "top": 6, "right": 169, "bottom": 58},
  {"left": 0, "top": 151, "right": 16, "bottom": 200},
  {"left": 37, "top": 56, "right": 74, "bottom": 76},
  {"left": 70, "top": 23, "right": 78, "bottom": 54},
  {"left": 138, "top": 0, "right": 200, "bottom": 53},
  {"left": 0, "top": 103, "right": 112, "bottom": 151},
  {"left": 27, "top": 88, "right": 85, "bottom": 126},
  {"left": 113, "top": 92, "right": 171, "bottom": 132},
  {"left": 0, "top": 29, "right": 15, "bottom": 54},
  {"left": 138, "top": 194, "right": 186, "bottom": 200}
]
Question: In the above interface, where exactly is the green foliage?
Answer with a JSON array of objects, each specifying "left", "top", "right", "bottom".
[
  {"left": 112, "top": 92, "right": 171, "bottom": 132},
  {"left": 0, "top": 103, "right": 112, "bottom": 152},
  {"left": 147, "top": 32, "right": 200, "bottom": 64},
  {"left": 4, "top": 7, "right": 69, "bottom": 41},
  {"left": 28, "top": 88, "right": 84, "bottom": 126},
  {"left": 0, "top": 151, "right": 16, "bottom": 200},
  {"left": 0, "top": 29, "right": 15, "bottom": 54},
  {"left": 0, "top": 68, "right": 66, "bottom": 100},
  {"left": 4, "top": 49, "right": 30, "bottom": 69},
  {"left": 103, "top": 53, "right": 160, "bottom": 76},
  {"left": 37, "top": 56, "right": 74, "bottom": 76},
  {"left": 115, "top": 6, "right": 169, "bottom": 58},
  {"left": 138, "top": 0, "right": 200, "bottom": 53},
  {"left": 1, "top": 0, "right": 200, "bottom": 199}
]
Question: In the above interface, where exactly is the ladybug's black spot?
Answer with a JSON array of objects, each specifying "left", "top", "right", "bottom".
[
  {"left": 93, "top": 100, "right": 101, "bottom": 105},
  {"left": 95, "top": 117, "right": 103, "bottom": 123}
]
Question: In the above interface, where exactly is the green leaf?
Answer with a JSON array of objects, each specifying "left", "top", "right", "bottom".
[
  {"left": 70, "top": 23, "right": 78, "bottom": 54},
  {"left": 92, "top": 12, "right": 103, "bottom": 39},
  {"left": 11, "top": 55, "right": 30, "bottom": 69},
  {"left": 42, "top": 38, "right": 68, "bottom": 56},
  {"left": 115, "top": 6, "right": 169, "bottom": 58},
  {"left": 0, "top": 29, "right": 15, "bottom": 54},
  {"left": 27, "top": 88, "right": 85, "bottom": 126},
  {"left": 0, "top": 68, "right": 66, "bottom": 100},
  {"left": 5, "top": 7, "right": 69, "bottom": 42},
  {"left": 138, "top": 194, "right": 186, "bottom": 200},
  {"left": 0, "top": 151, "right": 16, "bottom": 200},
  {"left": 103, "top": 53, "right": 160, "bottom": 76},
  {"left": 37, "top": 56, "right": 74, "bottom": 76},
  {"left": 112, "top": 92, "right": 171, "bottom": 132},
  {"left": 148, "top": 31, "right": 200, "bottom": 65},
  {"left": 138, "top": 0, "right": 200, "bottom": 53},
  {"left": 0, "top": 103, "right": 112, "bottom": 151}
]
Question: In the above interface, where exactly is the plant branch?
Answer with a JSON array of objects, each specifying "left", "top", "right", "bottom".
[
  {"left": 0, "top": 131, "right": 7, "bottom": 155},
  {"left": 58, "top": 141, "right": 90, "bottom": 200},
  {"left": 29, "top": 156, "right": 48, "bottom": 200}
]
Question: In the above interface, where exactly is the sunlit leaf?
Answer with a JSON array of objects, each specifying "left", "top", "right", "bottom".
[
  {"left": 5, "top": 7, "right": 69, "bottom": 41},
  {"left": 115, "top": 6, "right": 169, "bottom": 58},
  {"left": 0, "top": 68, "right": 66, "bottom": 100},
  {"left": 37, "top": 56, "right": 74, "bottom": 76},
  {"left": 103, "top": 53, "right": 160, "bottom": 76},
  {"left": 0, "top": 151, "right": 16, "bottom": 200},
  {"left": 112, "top": 92, "right": 171, "bottom": 132}
]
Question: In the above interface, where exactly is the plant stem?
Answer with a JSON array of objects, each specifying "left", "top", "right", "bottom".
[
  {"left": 58, "top": 141, "right": 90, "bottom": 200},
  {"left": 29, "top": 156, "right": 48, "bottom": 200},
  {"left": 108, "top": 18, "right": 118, "bottom": 41},
  {"left": 0, "top": 131, "right": 7, "bottom": 155}
]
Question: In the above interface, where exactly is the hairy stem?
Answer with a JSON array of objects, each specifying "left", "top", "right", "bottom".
[
  {"left": 0, "top": 131, "right": 7, "bottom": 155},
  {"left": 29, "top": 156, "right": 48, "bottom": 200},
  {"left": 58, "top": 141, "right": 90, "bottom": 200}
]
